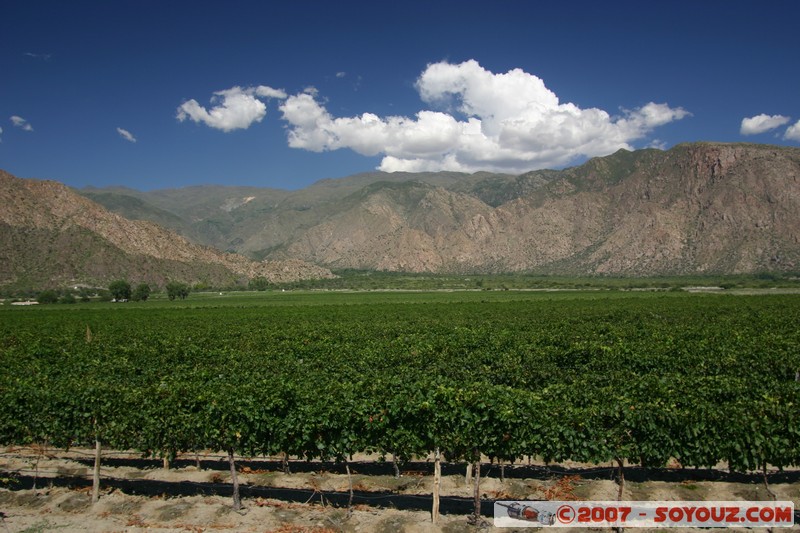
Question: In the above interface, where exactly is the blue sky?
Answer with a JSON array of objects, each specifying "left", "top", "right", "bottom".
[{"left": 2, "top": 0, "right": 798, "bottom": 190}]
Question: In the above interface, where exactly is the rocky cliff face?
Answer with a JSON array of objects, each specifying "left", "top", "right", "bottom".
[
  {"left": 0, "top": 170, "right": 334, "bottom": 288},
  {"left": 572, "top": 143, "right": 800, "bottom": 274}
]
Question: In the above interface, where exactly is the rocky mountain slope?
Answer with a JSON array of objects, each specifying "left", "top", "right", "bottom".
[
  {"left": 81, "top": 171, "right": 511, "bottom": 256},
  {"left": 0, "top": 170, "right": 334, "bottom": 289},
  {"left": 79, "top": 142, "right": 800, "bottom": 276}
]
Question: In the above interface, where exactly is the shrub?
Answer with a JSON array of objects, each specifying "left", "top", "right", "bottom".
[
  {"left": 132, "top": 283, "right": 152, "bottom": 302},
  {"left": 109, "top": 279, "right": 132, "bottom": 301},
  {"left": 37, "top": 290, "right": 59, "bottom": 304}
]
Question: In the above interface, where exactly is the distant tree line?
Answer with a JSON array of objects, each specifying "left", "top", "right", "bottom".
[
  {"left": 6, "top": 270, "right": 800, "bottom": 304},
  {"left": 21, "top": 279, "right": 193, "bottom": 305}
]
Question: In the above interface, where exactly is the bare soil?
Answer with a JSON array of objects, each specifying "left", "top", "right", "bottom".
[{"left": 1, "top": 446, "right": 798, "bottom": 532}]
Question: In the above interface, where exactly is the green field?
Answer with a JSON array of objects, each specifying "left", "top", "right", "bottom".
[{"left": 2, "top": 290, "right": 799, "bottom": 508}]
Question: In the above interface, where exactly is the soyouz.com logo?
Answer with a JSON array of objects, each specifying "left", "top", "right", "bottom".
[{"left": 494, "top": 501, "right": 795, "bottom": 528}]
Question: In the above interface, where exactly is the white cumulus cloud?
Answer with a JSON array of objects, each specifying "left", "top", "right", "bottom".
[
  {"left": 177, "top": 85, "right": 287, "bottom": 132},
  {"left": 116, "top": 127, "right": 137, "bottom": 143},
  {"left": 10, "top": 115, "right": 34, "bottom": 132},
  {"left": 740, "top": 114, "right": 791, "bottom": 135},
  {"left": 279, "top": 60, "right": 690, "bottom": 173},
  {"left": 785, "top": 120, "right": 800, "bottom": 142},
  {"left": 254, "top": 86, "right": 288, "bottom": 99}
]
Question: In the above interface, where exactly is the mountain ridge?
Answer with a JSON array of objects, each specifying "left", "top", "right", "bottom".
[
  {"left": 79, "top": 142, "right": 800, "bottom": 275},
  {"left": 18, "top": 141, "right": 800, "bottom": 279},
  {"left": 0, "top": 170, "right": 334, "bottom": 289}
]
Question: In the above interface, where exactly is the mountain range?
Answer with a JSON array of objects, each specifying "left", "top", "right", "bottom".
[
  {"left": 0, "top": 170, "right": 334, "bottom": 289},
  {"left": 2, "top": 142, "right": 799, "bottom": 289},
  {"left": 81, "top": 142, "right": 800, "bottom": 276}
]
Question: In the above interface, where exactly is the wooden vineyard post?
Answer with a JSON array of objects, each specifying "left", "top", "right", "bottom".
[
  {"left": 614, "top": 458, "right": 625, "bottom": 533},
  {"left": 392, "top": 451, "right": 400, "bottom": 479},
  {"left": 345, "top": 461, "right": 354, "bottom": 514},
  {"left": 762, "top": 464, "right": 777, "bottom": 501},
  {"left": 228, "top": 448, "right": 241, "bottom": 511},
  {"left": 763, "top": 464, "right": 777, "bottom": 533},
  {"left": 432, "top": 448, "right": 441, "bottom": 524},
  {"left": 616, "top": 458, "right": 625, "bottom": 501},
  {"left": 470, "top": 457, "right": 481, "bottom": 525},
  {"left": 282, "top": 451, "right": 290, "bottom": 474},
  {"left": 92, "top": 438, "right": 101, "bottom": 504}
]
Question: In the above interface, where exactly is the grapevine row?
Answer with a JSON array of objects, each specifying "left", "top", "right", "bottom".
[{"left": 1, "top": 293, "right": 799, "bottom": 514}]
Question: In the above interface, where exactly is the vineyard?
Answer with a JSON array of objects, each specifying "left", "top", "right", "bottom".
[{"left": 1, "top": 291, "right": 799, "bottom": 528}]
